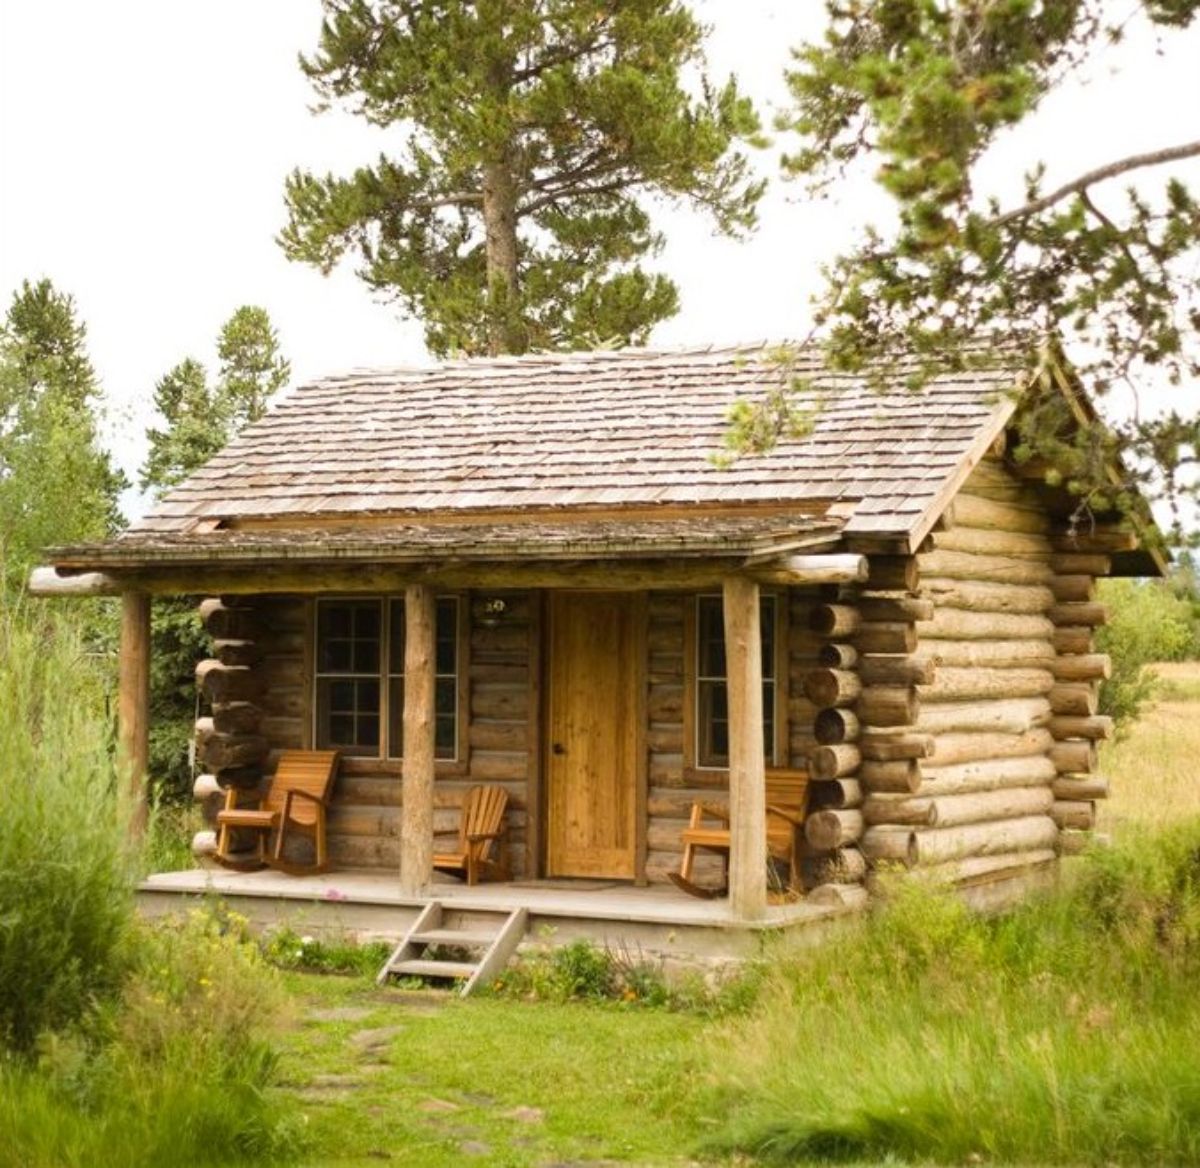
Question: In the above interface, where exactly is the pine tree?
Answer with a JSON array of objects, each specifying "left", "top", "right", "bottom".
[
  {"left": 0, "top": 280, "right": 126, "bottom": 589},
  {"left": 280, "top": 0, "right": 765, "bottom": 356}
]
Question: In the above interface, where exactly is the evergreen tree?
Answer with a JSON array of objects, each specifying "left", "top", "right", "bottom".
[
  {"left": 0, "top": 280, "right": 126, "bottom": 590},
  {"left": 280, "top": 0, "right": 765, "bottom": 356},
  {"left": 762, "top": 1, "right": 1200, "bottom": 528}
]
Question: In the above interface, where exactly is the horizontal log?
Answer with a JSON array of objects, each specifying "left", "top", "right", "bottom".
[
  {"left": 1049, "top": 553, "right": 1111, "bottom": 576},
  {"left": 1050, "top": 529, "right": 1138, "bottom": 553},
  {"left": 1051, "top": 626, "right": 1093, "bottom": 655},
  {"left": 468, "top": 720, "right": 529, "bottom": 752},
  {"left": 928, "top": 786, "right": 1053, "bottom": 828},
  {"left": 469, "top": 750, "right": 528, "bottom": 781},
  {"left": 647, "top": 685, "right": 684, "bottom": 723},
  {"left": 859, "top": 655, "right": 937, "bottom": 687},
  {"left": 919, "top": 608, "right": 1054, "bottom": 642},
  {"left": 817, "top": 643, "right": 859, "bottom": 670},
  {"left": 863, "top": 794, "right": 936, "bottom": 827},
  {"left": 27, "top": 566, "right": 123, "bottom": 596},
  {"left": 903, "top": 848, "right": 1058, "bottom": 887},
  {"left": 753, "top": 554, "right": 870, "bottom": 585},
  {"left": 805, "top": 808, "right": 865, "bottom": 851},
  {"left": 804, "top": 668, "right": 862, "bottom": 709},
  {"left": 865, "top": 556, "right": 919, "bottom": 592},
  {"left": 918, "top": 697, "right": 1050, "bottom": 736},
  {"left": 192, "top": 830, "right": 218, "bottom": 860},
  {"left": 927, "top": 639, "right": 1054, "bottom": 669},
  {"left": 1050, "top": 653, "right": 1111, "bottom": 682},
  {"left": 213, "top": 639, "right": 263, "bottom": 668},
  {"left": 1050, "top": 575, "right": 1096, "bottom": 602},
  {"left": 950, "top": 493, "right": 1050, "bottom": 534},
  {"left": 858, "top": 686, "right": 919, "bottom": 727},
  {"left": 647, "top": 725, "right": 683, "bottom": 754},
  {"left": 810, "top": 604, "right": 862, "bottom": 638},
  {"left": 199, "top": 599, "right": 259, "bottom": 640},
  {"left": 1052, "top": 775, "right": 1110, "bottom": 800},
  {"left": 195, "top": 659, "right": 264, "bottom": 704},
  {"left": 917, "top": 549, "right": 1054, "bottom": 586},
  {"left": 1049, "top": 684, "right": 1098, "bottom": 716},
  {"left": 470, "top": 684, "right": 529, "bottom": 720},
  {"left": 930, "top": 727, "right": 1054, "bottom": 767},
  {"left": 212, "top": 702, "right": 263, "bottom": 735},
  {"left": 912, "top": 815, "right": 1059, "bottom": 865},
  {"left": 810, "top": 744, "right": 862, "bottom": 781},
  {"left": 859, "top": 596, "right": 935, "bottom": 623},
  {"left": 854, "top": 621, "right": 918, "bottom": 654},
  {"left": 203, "top": 732, "right": 270, "bottom": 773},
  {"left": 801, "top": 847, "right": 868, "bottom": 884},
  {"left": 861, "top": 826, "right": 918, "bottom": 867},
  {"left": 1047, "top": 602, "right": 1109, "bottom": 628},
  {"left": 192, "top": 773, "right": 222, "bottom": 802},
  {"left": 1049, "top": 714, "right": 1113, "bottom": 741},
  {"left": 920, "top": 754, "right": 1057, "bottom": 797},
  {"left": 920, "top": 667, "right": 1053, "bottom": 703},
  {"left": 808, "top": 778, "right": 863, "bottom": 811},
  {"left": 859, "top": 733, "right": 934, "bottom": 762},
  {"left": 814, "top": 707, "right": 860, "bottom": 745},
  {"left": 806, "top": 883, "right": 870, "bottom": 910},
  {"left": 930, "top": 527, "right": 1050, "bottom": 557},
  {"left": 859, "top": 758, "right": 922, "bottom": 794},
  {"left": 1051, "top": 800, "right": 1095, "bottom": 830},
  {"left": 921, "top": 580, "right": 1054, "bottom": 616},
  {"left": 1050, "top": 739, "right": 1098, "bottom": 774}
]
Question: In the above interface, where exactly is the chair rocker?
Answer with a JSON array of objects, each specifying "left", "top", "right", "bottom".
[
  {"left": 432, "top": 785, "right": 510, "bottom": 885},
  {"left": 214, "top": 749, "right": 340, "bottom": 875}
]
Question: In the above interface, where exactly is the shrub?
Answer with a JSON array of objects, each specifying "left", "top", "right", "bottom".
[
  {"left": 262, "top": 925, "right": 392, "bottom": 977},
  {"left": 0, "top": 601, "right": 136, "bottom": 1052}
]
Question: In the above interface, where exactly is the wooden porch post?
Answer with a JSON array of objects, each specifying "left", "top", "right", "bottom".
[
  {"left": 118, "top": 591, "right": 151, "bottom": 838},
  {"left": 400, "top": 584, "right": 436, "bottom": 895},
  {"left": 723, "top": 576, "right": 767, "bottom": 920}
]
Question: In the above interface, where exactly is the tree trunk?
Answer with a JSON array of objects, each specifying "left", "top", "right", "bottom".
[{"left": 482, "top": 157, "right": 522, "bottom": 355}]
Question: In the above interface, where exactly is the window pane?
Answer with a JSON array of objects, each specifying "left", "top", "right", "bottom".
[
  {"left": 387, "top": 678, "right": 403, "bottom": 759},
  {"left": 436, "top": 598, "right": 457, "bottom": 675},
  {"left": 321, "top": 638, "right": 352, "bottom": 672},
  {"left": 358, "top": 713, "right": 380, "bottom": 749},
  {"left": 352, "top": 638, "right": 379, "bottom": 674},
  {"left": 763, "top": 680, "right": 775, "bottom": 762},
  {"left": 698, "top": 597, "right": 725, "bottom": 677},
  {"left": 389, "top": 600, "right": 405, "bottom": 673},
  {"left": 435, "top": 715, "right": 456, "bottom": 756},
  {"left": 328, "top": 714, "right": 355, "bottom": 746},
  {"left": 759, "top": 597, "right": 776, "bottom": 681},
  {"left": 329, "top": 679, "right": 355, "bottom": 711},
  {"left": 698, "top": 680, "right": 729, "bottom": 767},
  {"left": 322, "top": 606, "right": 350, "bottom": 638},
  {"left": 355, "top": 603, "right": 380, "bottom": 640}
]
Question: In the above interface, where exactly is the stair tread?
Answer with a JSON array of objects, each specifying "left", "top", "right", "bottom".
[
  {"left": 410, "top": 929, "right": 499, "bottom": 946},
  {"left": 390, "top": 959, "right": 478, "bottom": 979}
]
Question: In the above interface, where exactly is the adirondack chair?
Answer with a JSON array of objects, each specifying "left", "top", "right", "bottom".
[
  {"left": 433, "top": 785, "right": 510, "bottom": 885},
  {"left": 214, "top": 750, "right": 340, "bottom": 874},
  {"left": 668, "top": 767, "right": 810, "bottom": 899}
]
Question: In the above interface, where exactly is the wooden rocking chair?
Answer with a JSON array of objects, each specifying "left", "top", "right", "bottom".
[
  {"left": 669, "top": 768, "right": 810, "bottom": 899},
  {"left": 433, "top": 785, "right": 510, "bottom": 885},
  {"left": 215, "top": 750, "right": 340, "bottom": 875}
]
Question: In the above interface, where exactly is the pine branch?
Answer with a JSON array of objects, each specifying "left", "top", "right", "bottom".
[{"left": 990, "top": 139, "right": 1200, "bottom": 227}]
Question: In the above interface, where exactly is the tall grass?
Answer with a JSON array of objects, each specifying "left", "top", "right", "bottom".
[
  {"left": 712, "top": 827, "right": 1200, "bottom": 1164},
  {"left": 0, "top": 600, "right": 135, "bottom": 1051}
]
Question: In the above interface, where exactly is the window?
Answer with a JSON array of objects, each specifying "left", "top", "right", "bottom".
[
  {"left": 695, "top": 594, "right": 777, "bottom": 768},
  {"left": 315, "top": 597, "right": 460, "bottom": 760}
]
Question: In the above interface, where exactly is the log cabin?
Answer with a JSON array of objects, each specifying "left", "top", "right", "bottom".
[{"left": 32, "top": 344, "right": 1162, "bottom": 960}]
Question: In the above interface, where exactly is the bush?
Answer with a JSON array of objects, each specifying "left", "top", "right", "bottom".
[
  {"left": 0, "top": 601, "right": 136, "bottom": 1052},
  {"left": 262, "top": 926, "right": 392, "bottom": 977}
]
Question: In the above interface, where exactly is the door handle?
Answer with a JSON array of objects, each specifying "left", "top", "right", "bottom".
[{"left": 552, "top": 742, "right": 566, "bottom": 755}]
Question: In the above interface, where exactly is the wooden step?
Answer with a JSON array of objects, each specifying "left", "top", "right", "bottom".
[
  {"left": 388, "top": 959, "right": 478, "bottom": 980},
  {"left": 409, "top": 928, "right": 500, "bottom": 947}
]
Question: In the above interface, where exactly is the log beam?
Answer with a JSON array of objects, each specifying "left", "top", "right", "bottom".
[{"left": 399, "top": 584, "right": 437, "bottom": 895}]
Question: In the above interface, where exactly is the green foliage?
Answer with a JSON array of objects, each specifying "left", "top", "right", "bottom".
[
  {"left": 712, "top": 823, "right": 1200, "bottom": 1164},
  {"left": 770, "top": 2, "right": 1200, "bottom": 522},
  {"left": 262, "top": 926, "right": 392, "bottom": 977},
  {"left": 0, "top": 280, "right": 126, "bottom": 590},
  {"left": 281, "top": 0, "right": 764, "bottom": 356},
  {"left": 146, "top": 597, "right": 210, "bottom": 803},
  {"left": 0, "top": 600, "right": 136, "bottom": 1053},
  {"left": 1096, "top": 576, "right": 1200, "bottom": 729}
]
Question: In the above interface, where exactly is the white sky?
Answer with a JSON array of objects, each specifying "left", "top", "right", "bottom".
[{"left": 1, "top": 2, "right": 1198, "bottom": 506}]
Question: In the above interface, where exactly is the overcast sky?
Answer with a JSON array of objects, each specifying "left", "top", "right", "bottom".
[{"left": 1, "top": 2, "right": 1198, "bottom": 500}]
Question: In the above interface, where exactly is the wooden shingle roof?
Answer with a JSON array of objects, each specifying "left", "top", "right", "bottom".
[{"left": 119, "top": 343, "right": 1021, "bottom": 558}]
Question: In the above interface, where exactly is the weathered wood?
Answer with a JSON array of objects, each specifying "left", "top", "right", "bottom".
[
  {"left": 210, "top": 764, "right": 263, "bottom": 791},
  {"left": 1049, "top": 553, "right": 1112, "bottom": 576},
  {"left": 863, "top": 794, "right": 936, "bottom": 827},
  {"left": 1051, "top": 626, "right": 1094, "bottom": 655},
  {"left": 921, "top": 580, "right": 1054, "bottom": 616},
  {"left": 470, "top": 684, "right": 529, "bottom": 720},
  {"left": 400, "top": 584, "right": 436, "bottom": 895},
  {"left": 859, "top": 758, "right": 922, "bottom": 794},
  {"left": 1050, "top": 739, "right": 1098, "bottom": 774},
  {"left": 1051, "top": 800, "right": 1095, "bottom": 830},
  {"left": 854, "top": 621, "right": 918, "bottom": 654},
  {"left": 951, "top": 493, "right": 1051, "bottom": 534},
  {"left": 804, "top": 668, "right": 863, "bottom": 708},
  {"left": 213, "top": 639, "right": 263, "bottom": 668},
  {"left": 918, "top": 696, "right": 1050, "bottom": 736},
  {"left": 724, "top": 576, "right": 767, "bottom": 920},
  {"left": 805, "top": 808, "right": 865, "bottom": 850},
  {"left": 931, "top": 527, "right": 1050, "bottom": 557},
  {"left": 195, "top": 659, "right": 264, "bottom": 704},
  {"left": 931, "top": 727, "right": 1054, "bottom": 767},
  {"left": 1050, "top": 653, "right": 1111, "bottom": 682},
  {"left": 859, "top": 596, "right": 935, "bottom": 623},
  {"left": 810, "top": 744, "right": 862, "bottom": 781},
  {"left": 753, "top": 554, "right": 869, "bottom": 585},
  {"left": 861, "top": 826, "right": 918, "bottom": 866},
  {"left": 918, "top": 608, "right": 1054, "bottom": 642},
  {"left": 857, "top": 686, "right": 919, "bottom": 727},
  {"left": 119, "top": 592, "right": 151, "bottom": 836},
  {"left": 1049, "top": 714, "right": 1113, "bottom": 741},
  {"left": 199, "top": 598, "right": 258, "bottom": 640},
  {"left": 903, "top": 848, "right": 1058, "bottom": 886},
  {"left": 468, "top": 720, "right": 529, "bottom": 752},
  {"left": 912, "top": 815, "right": 1059, "bottom": 865},
  {"left": 802, "top": 847, "right": 868, "bottom": 884},
  {"left": 859, "top": 733, "right": 935, "bottom": 762},
  {"left": 1050, "top": 528, "right": 1138, "bottom": 553},
  {"left": 920, "top": 667, "right": 1053, "bottom": 703},
  {"left": 1049, "top": 685, "right": 1098, "bottom": 716},
  {"left": 928, "top": 786, "right": 1054, "bottom": 828},
  {"left": 918, "top": 549, "right": 1054, "bottom": 586},
  {"left": 928, "top": 639, "right": 1054, "bottom": 669},
  {"left": 1052, "top": 775, "right": 1110, "bottom": 800},
  {"left": 859, "top": 654, "right": 937, "bottom": 687},
  {"left": 192, "top": 830, "right": 219, "bottom": 861},
  {"left": 806, "top": 883, "right": 871, "bottom": 909},
  {"left": 1048, "top": 602, "right": 1109, "bottom": 628},
  {"left": 814, "top": 707, "right": 860, "bottom": 745},
  {"left": 810, "top": 604, "right": 862, "bottom": 638},
  {"left": 866, "top": 556, "right": 920, "bottom": 592},
  {"left": 27, "top": 566, "right": 122, "bottom": 596},
  {"left": 807, "top": 777, "right": 863, "bottom": 810},
  {"left": 920, "top": 754, "right": 1057, "bottom": 796},
  {"left": 203, "top": 733, "right": 269, "bottom": 773},
  {"left": 1050, "top": 575, "right": 1096, "bottom": 602},
  {"left": 817, "top": 643, "right": 859, "bottom": 669},
  {"left": 212, "top": 702, "right": 263, "bottom": 735}
]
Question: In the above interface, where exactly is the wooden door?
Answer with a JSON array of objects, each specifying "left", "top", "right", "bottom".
[{"left": 546, "top": 592, "right": 640, "bottom": 879}]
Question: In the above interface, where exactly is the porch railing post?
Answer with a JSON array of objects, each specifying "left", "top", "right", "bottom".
[
  {"left": 118, "top": 590, "right": 151, "bottom": 838},
  {"left": 723, "top": 576, "right": 767, "bottom": 920},
  {"left": 400, "top": 584, "right": 436, "bottom": 895}
]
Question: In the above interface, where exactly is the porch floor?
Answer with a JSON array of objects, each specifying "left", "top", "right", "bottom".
[{"left": 138, "top": 867, "right": 858, "bottom": 963}]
